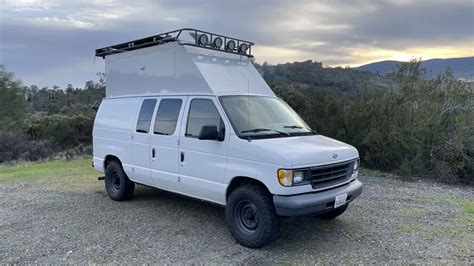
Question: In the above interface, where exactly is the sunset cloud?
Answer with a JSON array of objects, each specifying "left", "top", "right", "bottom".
[{"left": 1, "top": 0, "right": 473, "bottom": 87}]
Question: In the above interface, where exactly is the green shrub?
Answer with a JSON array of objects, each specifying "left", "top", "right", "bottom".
[
  {"left": 276, "top": 60, "right": 473, "bottom": 183},
  {"left": 27, "top": 114, "right": 94, "bottom": 148},
  {"left": 0, "top": 132, "right": 52, "bottom": 163}
]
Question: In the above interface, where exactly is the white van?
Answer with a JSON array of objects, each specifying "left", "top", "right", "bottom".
[{"left": 93, "top": 29, "right": 362, "bottom": 248}]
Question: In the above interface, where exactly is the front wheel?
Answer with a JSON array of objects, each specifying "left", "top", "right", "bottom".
[
  {"left": 105, "top": 161, "right": 135, "bottom": 201},
  {"left": 225, "top": 184, "right": 280, "bottom": 248}
]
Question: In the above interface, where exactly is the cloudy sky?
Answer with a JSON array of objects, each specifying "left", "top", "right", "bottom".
[{"left": 1, "top": 0, "right": 473, "bottom": 88}]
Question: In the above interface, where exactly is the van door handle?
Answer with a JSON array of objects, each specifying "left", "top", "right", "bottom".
[
  {"left": 180, "top": 152, "right": 184, "bottom": 162},
  {"left": 151, "top": 148, "right": 156, "bottom": 158}
]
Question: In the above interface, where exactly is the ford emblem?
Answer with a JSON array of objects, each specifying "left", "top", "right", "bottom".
[{"left": 332, "top": 154, "right": 338, "bottom": 159}]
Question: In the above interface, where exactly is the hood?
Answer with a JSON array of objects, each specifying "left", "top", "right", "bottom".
[{"left": 252, "top": 134, "right": 358, "bottom": 167}]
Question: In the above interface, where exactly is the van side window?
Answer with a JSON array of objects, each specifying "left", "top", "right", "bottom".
[
  {"left": 186, "top": 99, "right": 224, "bottom": 138},
  {"left": 136, "top": 99, "right": 157, "bottom": 133},
  {"left": 154, "top": 99, "right": 182, "bottom": 135}
]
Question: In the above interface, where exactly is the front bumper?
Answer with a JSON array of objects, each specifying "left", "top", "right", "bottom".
[{"left": 273, "top": 179, "right": 363, "bottom": 217}]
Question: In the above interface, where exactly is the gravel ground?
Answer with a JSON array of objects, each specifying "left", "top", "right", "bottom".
[{"left": 0, "top": 168, "right": 472, "bottom": 264}]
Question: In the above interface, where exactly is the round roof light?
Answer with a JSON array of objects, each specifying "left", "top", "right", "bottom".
[
  {"left": 198, "top": 34, "right": 209, "bottom": 46},
  {"left": 238, "top": 43, "right": 249, "bottom": 54},
  {"left": 226, "top": 40, "right": 236, "bottom": 51},
  {"left": 213, "top": 37, "right": 223, "bottom": 48}
]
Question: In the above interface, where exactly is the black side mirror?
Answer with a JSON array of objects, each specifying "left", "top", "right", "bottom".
[{"left": 198, "top": 125, "right": 219, "bottom": 141}]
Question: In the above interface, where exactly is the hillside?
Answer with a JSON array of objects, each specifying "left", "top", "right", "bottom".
[
  {"left": 257, "top": 60, "right": 392, "bottom": 95},
  {"left": 357, "top": 56, "right": 474, "bottom": 80}
]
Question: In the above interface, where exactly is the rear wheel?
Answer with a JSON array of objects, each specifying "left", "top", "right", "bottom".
[
  {"left": 318, "top": 204, "right": 348, "bottom": 219},
  {"left": 105, "top": 161, "right": 134, "bottom": 201},
  {"left": 225, "top": 184, "right": 280, "bottom": 248}
]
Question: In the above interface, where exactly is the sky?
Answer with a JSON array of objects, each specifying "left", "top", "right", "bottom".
[{"left": 1, "top": 0, "right": 473, "bottom": 88}]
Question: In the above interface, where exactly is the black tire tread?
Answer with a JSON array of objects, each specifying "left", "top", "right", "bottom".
[
  {"left": 225, "top": 183, "right": 280, "bottom": 248},
  {"left": 105, "top": 160, "right": 135, "bottom": 201}
]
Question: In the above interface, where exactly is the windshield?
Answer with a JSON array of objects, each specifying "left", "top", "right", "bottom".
[{"left": 219, "top": 96, "right": 315, "bottom": 139}]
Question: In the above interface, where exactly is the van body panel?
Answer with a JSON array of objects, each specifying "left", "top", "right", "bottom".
[
  {"left": 251, "top": 135, "right": 359, "bottom": 168},
  {"left": 226, "top": 136, "right": 293, "bottom": 167},
  {"left": 104, "top": 42, "right": 274, "bottom": 98},
  {"left": 131, "top": 131, "right": 153, "bottom": 185},
  {"left": 187, "top": 46, "right": 274, "bottom": 96},
  {"left": 93, "top": 97, "right": 140, "bottom": 174},
  {"left": 149, "top": 96, "right": 188, "bottom": 192},
  {"left": 106, "top": 43, "right": 210, "bottom": 98},
  {"left": 93, "top": 97, "right": 140, "bottom": 131},
  {"left": 130, "top": 98, "right": 157, "bottom": 186},
  {"left": 222, "top": 131, "right": 359, "bottom": 196},
  {"left": 178, "top": 96, "right": 230, "bottom": 204}
]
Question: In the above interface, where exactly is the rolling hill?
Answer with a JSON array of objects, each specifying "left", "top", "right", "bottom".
[
  {"left": 357, "top": 56, "right": 474, "bottom": 80},
  {"left": 257, "top": 60, "right": 391, "bottom": 96}
]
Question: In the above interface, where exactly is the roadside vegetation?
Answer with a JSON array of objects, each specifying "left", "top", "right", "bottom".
[
  {"left": 264, "top": 60, "right": 473, "bottom": 183},
  {"left": 0, "top": 60, "right": 472, "bottom": 183},
  {"left": 0, "top": 65, "right": 102, "bottom": 163}
]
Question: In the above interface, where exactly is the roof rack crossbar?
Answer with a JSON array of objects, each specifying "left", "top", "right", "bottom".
[{"left": 95, "top": 28, "right": 254, "bottom": 58}]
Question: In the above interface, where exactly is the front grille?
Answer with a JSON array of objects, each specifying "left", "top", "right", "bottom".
[{"left": 311, "top": 161, "right": 352, "bottom": 189}]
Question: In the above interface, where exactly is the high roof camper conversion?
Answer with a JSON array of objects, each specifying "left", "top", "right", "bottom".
[{"left": 93, "top": 28, "right": 363, "bottom": 248}]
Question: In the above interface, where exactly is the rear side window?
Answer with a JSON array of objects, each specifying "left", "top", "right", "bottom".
[
  {"left": 136, "top": 99, "right": 157, "bottom": 133},
  {"left": 186, "top": 99, "right": 224, "bottom": 138},
  {"left": 154, "top": 99, "right": 182, "bottom": 135}
]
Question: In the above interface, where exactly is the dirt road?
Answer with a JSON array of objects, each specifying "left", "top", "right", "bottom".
[{"left": 0, "top": 159, "right": 472, "bottom": 263}]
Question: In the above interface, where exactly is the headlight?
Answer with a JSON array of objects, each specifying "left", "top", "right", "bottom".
[
  {"left": 293, "top": 171, "right": 305, "bottom": 184},
  {"left": 353, "top": 158, "right": 360, "bottom": 171},
  {"left": 278, "top": 169, "right": 310, "bottom": 186}
]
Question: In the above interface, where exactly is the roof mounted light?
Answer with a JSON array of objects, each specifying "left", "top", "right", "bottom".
[
  {"left": 238, "top": 43, "right": 248, "bottom": 54},
  {"left": 96, "top": 28, "right": 254, "bottom": 58},
  {"left": 198, "top": 34, "right": 209, "bottom": 46},
  {"left": 226, "top": 40, "right": 236, "bottom": 51},
  {"left": 213, "top": 37, "right": 223, "bottom": 49}
]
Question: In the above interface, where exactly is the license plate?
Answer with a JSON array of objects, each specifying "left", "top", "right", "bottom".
[{"left": 334, "top": 193, "right": 347, "bottom": 208}]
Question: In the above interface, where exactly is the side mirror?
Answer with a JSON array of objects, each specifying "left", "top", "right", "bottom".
[{"left": 198, "top": 125, "right": 219, "bottom": 141}]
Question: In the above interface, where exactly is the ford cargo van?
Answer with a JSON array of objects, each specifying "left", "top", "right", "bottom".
[{"left": 93, "top": 29, "right": 362, "bottom": 248}]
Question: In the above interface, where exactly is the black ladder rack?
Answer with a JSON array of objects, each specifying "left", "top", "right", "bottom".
[{"left": 95, "top": 28, "right": 254, "bottom": 58}]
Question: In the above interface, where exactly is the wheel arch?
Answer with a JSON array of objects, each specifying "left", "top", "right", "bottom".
[
  {"left": 104, "top": 154, "right": 122, "bottom": 170},
  {"left": 226, "top": 176, "right": 270, "bottom": 201}
]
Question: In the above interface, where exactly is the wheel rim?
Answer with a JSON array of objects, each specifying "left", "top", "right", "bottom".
[
  {"left": 110, "top": 171, "right": 120, "bottom": 192},
  {"left": 235, "top": 200, "right": 258, "bottom": 233}
]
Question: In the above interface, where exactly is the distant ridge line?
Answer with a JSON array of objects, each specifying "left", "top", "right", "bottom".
[{"left": 356, "top": 56, "right": 474, "bottom": 80}]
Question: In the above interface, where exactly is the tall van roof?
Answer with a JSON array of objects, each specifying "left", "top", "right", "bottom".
[{"left": 96, "top": 28, "right": 274, "bottom": 98}]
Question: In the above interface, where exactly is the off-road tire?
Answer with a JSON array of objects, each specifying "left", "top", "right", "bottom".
[
  {"left": 225, "top": 184, "right": 280, "bottom": 248},
  {"left": 319, "top": 203, "right": 348, "bottom": 219},
  {"left": 105, "top": 161, "right": 135, "bottom": 201}
]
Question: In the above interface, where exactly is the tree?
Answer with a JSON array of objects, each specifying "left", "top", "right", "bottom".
[{"left": 0, "top": 65, "right": 27, "bottom": 132}]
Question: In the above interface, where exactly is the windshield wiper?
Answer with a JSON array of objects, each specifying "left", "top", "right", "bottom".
[
  {"left": 241, "top": 128, "right": 290, "bottom": 136},
  {"left": 283, "top": 125, "right": 303, "bottom": 129},
  {"left": 284, "top": 125, "right": 318, "bottom": 134}
]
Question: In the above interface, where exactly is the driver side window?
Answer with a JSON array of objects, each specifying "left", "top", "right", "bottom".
[{"left": 185, "top": 99, "right": 225, "bottom": 139}]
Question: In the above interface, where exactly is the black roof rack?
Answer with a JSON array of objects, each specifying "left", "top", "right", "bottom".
[{"left": 95, "top": 28, "right": 254, "bottom": 58}]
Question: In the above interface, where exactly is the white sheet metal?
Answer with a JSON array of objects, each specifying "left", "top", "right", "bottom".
[{"left": 104, "top": 42, "right": 274, "bottom": 98}]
